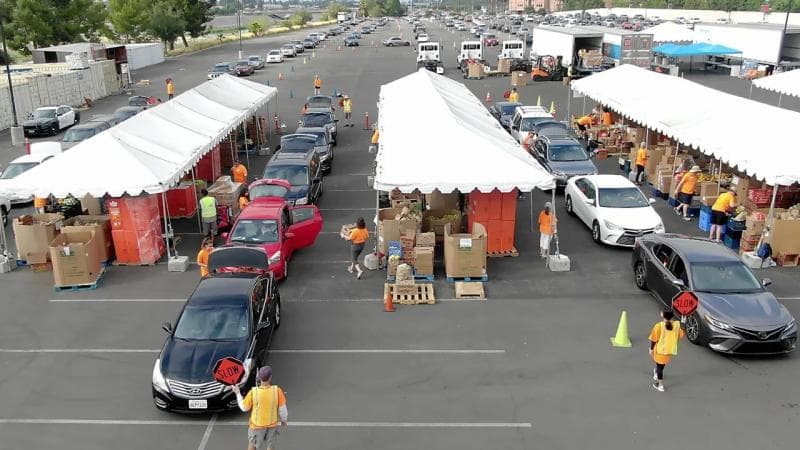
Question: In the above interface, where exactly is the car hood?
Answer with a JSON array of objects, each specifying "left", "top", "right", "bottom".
[
  {"left": 161, "top": 338, "right": 249, "bottom": 383},
  {"left": 597, "top": 205, "right": 662, "bottom": 230},
  {"left": 23, "top": 117, "right": 55, "bottom": 126},
  {"left": 697, "top": 291, "right": 793, "bottom": 329},
  {"left": 314, "top": 144, "right": 330, "bottom": 156},
  {"left": 548, "top": 159, "right": 597, "bottom": 176}
]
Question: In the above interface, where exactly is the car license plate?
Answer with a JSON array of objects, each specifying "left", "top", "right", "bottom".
[{"left": 188, "top": 399, "right": 207, "bottom": 409}]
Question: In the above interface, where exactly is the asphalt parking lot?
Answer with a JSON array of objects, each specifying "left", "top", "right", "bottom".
[{"left": 1, "top": 18, "right": 799, "bottom": 450}]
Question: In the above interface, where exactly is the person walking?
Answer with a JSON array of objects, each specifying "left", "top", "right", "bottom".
[
  {"left": 199, "top": 189, "right": 218, "bottom": 237},
  {"left": 710, "top": 190, "right": 737, "bottom": 242},
  {"left": 166, "top": 78, "right": 175, "bottom": 100},
  {"left": 649, "top": 310, "right": 684, "bottom": 392},
  {"left": 522, "top": 130, "right": 537, "bottom": 153},
  {"left": 239, "top": 188, "right": 250, "bottom": 212},
  {"left": 313, "top": 75, "right": 322, "bottom": 95},
  {"left": 345, "top": 217, "right": 368, "bottom": 279},
  {"left": 232, "top": 160, "right": 248, "bottom": 183},
  {"left": 673, "top": 165, "right": 701, "bottom": 221},
  {"left": 342, "top": 95, "right": 353, "bottom": 127},
  {"left": 196, "top": 238, "right": 213, "bottom": 277},
  {"left": 538, "top": 202, "right": 556, "bottom": 258},
  {"left": 232, "top": 366, "right": 288, "bottom": 450},
  {"left": 634, "top": 142, "right": 648, "bottom": 185},
  {"left": 508, "top": 87, "right": 519, "bottom": 103}
]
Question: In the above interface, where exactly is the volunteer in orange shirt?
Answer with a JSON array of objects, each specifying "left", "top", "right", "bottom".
[
  {"left": 196, "top": 238, "right": 213, "bottom": 277},
  {"left": 649, "top": 310, "right": 685, "bottom": 392},
  {"left": 232, "top": 366, "right": 288, "bottom": 450},
  {"left": 238, "top": 188, "right": 250, "bottom": 212},
  {"left": 33, "top": 196, "right": 49, "bottom": 214},
  {"left": 508, "top": 87, "right": 519, "bottom": 103},
  {"left": 538, "top": 202, "right": 556, "bottom": 258},
  {"left": 634, "top": 142, "right": 648, "bottom": 185},
  {"left": 673, "top": 165, "right": 701, "bottom": 221},
  {"left": 710, "top": 190, "right": 737, "bottom": 242},
  {"left": 231, "top": 160, "right": 248, "bottom": 183},
  {"left": 345, "top": 217, "right": 369, "bottom": 279},
  {"left": 313, "top": 74, "right": 322, "bottom": 94},
  {"left": 602, "top": 107, "right": 613, "bottom": 126},
  {"left": 574, "top": 114, "right": 593, "bottom": 139}
]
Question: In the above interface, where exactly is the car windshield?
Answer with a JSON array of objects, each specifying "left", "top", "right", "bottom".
[
  {"left": 520, "top": 117, "right": 550, "bottom": 131},
  {"left": 549, "top": 144, "right": 589, "bottom": 161},
  {"left": 264, "top": 165, "right": 309, "bottom": 186},
  {"left": 174, "top": 305, "right": 249, "bottom": 340},
  {"left": 250, "top": 184, "right": 289, "bottom": 200},
  {"left": 248, "top": 56, "right": 260, "bottom": 61},
  {"left": 690, "top": 261, "right": 763, "bottom": 293},
  {"left": 213, "top": 64, "right": 229, "bottom": 71},
  {"left": 236, "top": 61, "right": 249, "bottom": 66},
  {"left": 63, "top": 128, "right": 97, "bottom": 142},
  {"left": 269, "top": 50, "right": 281, "bottom": 55},
  {"left": 311, "top": 133, "right": 327, "bottom": 145},
  {"left": 598, "top": 187, "right": 649, "bottom": 208},
  {"left": 282, "top": 45, "right": 292, "bottom": 49},
  {"left": 500, "top": 104, "right": 518, "bottom": 115},
  {"left": 33, "top": 109, "right": 56, "bottom": 119},
  {"left": 302, "top": 113, "right": 331, "bottom": 127},
  {"left": 230, "top": 219, "right": 279, "bottom": 244},
  {"left": 0, "top": 162, "right": 38, "bottom": 179}
]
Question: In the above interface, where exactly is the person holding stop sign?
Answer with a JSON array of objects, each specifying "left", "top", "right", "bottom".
[
  {"left": 232, "top": 366, "right": 288, "bottom": 450},
  {"left": 648, "top": 310, "right": 685, "bottom": 392}
]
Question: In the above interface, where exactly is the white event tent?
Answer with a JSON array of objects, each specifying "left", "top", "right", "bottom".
[
  {"left": 648, "top": 21, "right": 697, "bottom": 43},
  {"left": 570, "top": 64, "right": 800, "bottom": 187},
  {"left": 3, "top": 75, "right": 276, "bottom": 199},
  {"left": 374, "top": 68, "right": 555, "bottom": 194},
  {"left": 752, "top": 69, "right": 800, "bottom": 100}
]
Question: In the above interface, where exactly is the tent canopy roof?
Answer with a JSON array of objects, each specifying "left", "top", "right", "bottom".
[
  {"left": 648, "top": 21, "right": 696, "bottom": 43},
  {"left": 753, "top": 69, "right": 800, "bottom": 99},
  {"left": 571, "top": 65, "right": 800, "bottom": 186},
  {"left": 2, "top": 75, "right": 276, "bottom": 198},
  {"left": 653, "top": 42, "right": 741, "bottom": 57},
  {"left": 374, "top": 69, "right": 554, "bottom": 194}
]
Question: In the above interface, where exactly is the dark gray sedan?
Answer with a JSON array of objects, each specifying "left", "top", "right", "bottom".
[
  {"left": 488, "top": 101, "right": 521, "bottom": 130},
  {"left": 632, "top": 234, "right": 797, "bottom": 354}
]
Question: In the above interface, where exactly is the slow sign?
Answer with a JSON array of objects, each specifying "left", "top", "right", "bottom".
[
  {"left": 672, "top": 291, "right": 699, "bottom": 317},
  {"left": 212, "top": 357, "right": 246, "bottom": 385}
]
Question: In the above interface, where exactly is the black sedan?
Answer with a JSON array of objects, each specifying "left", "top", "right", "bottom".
[
  {"left": 152, "top": 247, "right": 281, "bottom": 412},
  {"left": 632, "top": 234, "right": 796, "bottom": 354},
  {"left": 488, "top": 101, "right": 521, "bottom": 130}
]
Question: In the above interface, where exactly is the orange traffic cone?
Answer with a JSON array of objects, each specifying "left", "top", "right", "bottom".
[
  {"left": 384, "top": 289, "right": 395, "bottom": 312},
  {"left": 278, "top": 72, "right": 283, "bottom": 80},
  {"left": 485, "top": 91, "right": 492, "bottom": 103}
]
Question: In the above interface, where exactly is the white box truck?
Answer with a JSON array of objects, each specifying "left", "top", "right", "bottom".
[
  {"left": 530, "top": 27, "right": 603, "bottom": 69},
  {"left": 417, "top": 42, "right": 444, "bottom": 74},
  {"left": 457, "top": 40, "right": 483, "bottom": 68}
]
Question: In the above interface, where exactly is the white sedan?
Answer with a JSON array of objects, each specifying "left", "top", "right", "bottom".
[
  {"left": 267, "top": 49, "right": 284, "bottom": 63},
  {"left": 417, "top": 33, "right": 430, "bottom": 42},
  {"left": 564, "top": 174, "right": 665, "bottom": 247}
]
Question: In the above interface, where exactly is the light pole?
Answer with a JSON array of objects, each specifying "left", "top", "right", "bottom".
[
  {"left": 0, "top": 15, "right": 21, "bottom": 146},
  {"left": 237, "top": 0, "right": 243, "bottom": 59}
]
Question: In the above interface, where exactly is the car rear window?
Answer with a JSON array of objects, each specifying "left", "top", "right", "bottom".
[
  {"left": 302, "top": 113, "right": 331, "bottom": 128},
  {"left": 230, "top": 219, "right": 279, "bottom": 244},
  {"left": 264, "top": 165, "right": 309, "bottom": 186}
]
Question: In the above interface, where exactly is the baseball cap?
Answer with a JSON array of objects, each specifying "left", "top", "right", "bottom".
[{"left": 257, "top": 366, "right": 272, "bottom": 382}]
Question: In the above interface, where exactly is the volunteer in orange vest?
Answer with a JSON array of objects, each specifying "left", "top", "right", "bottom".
[
  {"left": 710, "top": 190, "right": 737, "bottom": 242},
  {"left": 538, "top": 201, "right": 556, "bottom": 258},
  {"left": 649, "top": 310, "right": 685, "bottom": 392},
  {"left": 634, "top": 142, "right": 648, "bottom": 185},
  {"left": 508, "top": 87, "right": 519, "bottom": 103},
  {"left": 574, "top": 114, "right": 593, "bottom": 139},
  {"left": 196, "top": 238, "right": 213, "bottom": 277},
  {"left": 345, "top": 217, "right": 369, "bottom": 279},
  {"left": 232, "top": 366, "right": 288, "bottom": 450},
  {"left": 232, "top": 160, "right": 248, "bottom": 183},
  {"left": 673, "top": 165, "right": 701, "bottom": 221},
  {"left": 602, "top": 107, "right": 613, "bottom": 126},
  {"left": 166, "top": 79, "right": 175, "bottom": 100},
  {"left": 313, "top": 74, "right": 322, "bottom": 94}
]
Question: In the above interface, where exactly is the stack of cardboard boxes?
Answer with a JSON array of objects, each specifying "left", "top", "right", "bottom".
[
  {"left": 208, "top": 176, "right": 245, "bottom": 217},
  {"left": 511, "top": 71, "right": 527, "bottom": 86},
  {"left": 413, "top": 232, "right": 435, "bottom": 277},
  {"left": 12, "top": 213, "right": 63, "bottom": 267},
  {"left": 377, "top": 207, "right": 421, "bottom": 258},
  {"left": 49, "top": 231, "right": 103, "bottom": 287},
  {"left": 61, "top": 216, "right": 114, "bottom": 263}
]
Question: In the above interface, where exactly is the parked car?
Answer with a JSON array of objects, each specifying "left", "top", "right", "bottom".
[
  {"left": 208, "top": 62, "right": 237, "bottom": 79},
  {"left": 483, "top": 34, "right": 499, "bottom": 46},
  {"left": 300, "top": 108, "right": 338, "bottom": 144},
  {"left": 564, "top": 174, "right": 665, "bottom": 246},
  {"left": 383, "top": 36, "right": 410, "bottom": 46},
  {"left": 632, "top": 234, "right": 797, "bottom": 354},
  {"left": 247, "top": 55, "right": 265, "bottom": 69},
  {"left": 0, "top": 141, "right": 61, "bottom": 205},
  {"left": 345, "top": 36, "right": 359, "bottom": 47},
  {"left": 22, "top": 105, "right": 79, "bottom": 137},
  {"left": 151, "top": 247, "right": 281, "bottom": 412},
  {"left": 302, "top": 38, "right": 316, "bottom": 49},
  {"left": 508, "top": 105, "right": 554, "bottom": 143},
  {"left": 295, "top": 127, "right": 334, "bottom": 173},
  {"left": 289, "top": 40, "right": 305, "bottom": 53},
  {"left": 530, "top": 135, "right": 598, "bottom": 187},
  {"left": 488, "top": 101, "right": 522, "bottom": 129},
  {"left": 262, "top": 149, "right": 323, "bottom": 206},
  {"left": 112, "top": 106, "right": 145, "bottom": 122},
  {"left": 280, "top": 44, "right": 297, "bottom": 58},
  {"left": 417, "top": 33, "right": 430, "bottom": 42},
  {"left": 87, "top": 114, "right": 121, "bottom": 129},
  {"left": 306, "top": 95, "right": 334, "bottom": 110},
  {"left": 234, "top": 60, "right": 255, "bottom": 76},
  {"left": 61, "top": 122, "right": 111, "bottom": 150}
]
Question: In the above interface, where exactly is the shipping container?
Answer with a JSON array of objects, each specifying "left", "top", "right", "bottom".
[{"left": 125, "top": 43, "right": 165, "bottom": 71}]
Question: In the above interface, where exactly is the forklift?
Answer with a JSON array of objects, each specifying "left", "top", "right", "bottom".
[{"left": 530, "top": 55, "right": 565, "bottom": 82}]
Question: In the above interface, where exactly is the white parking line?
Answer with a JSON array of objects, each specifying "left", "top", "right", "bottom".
[
  {"left": 196, "top": 414, "right": 217, "bottom": 450},
  {"left": 0, "top": 348, "right": 504, "bottom": 354},
  {"left": 778, "top": 297, "right": 800, "bottom": 301},
  {"left": 49, "top": 298, "right": 185, "bottom": 303},
  {"left": 0, "top": 418, "right": 531, "bottom": 428}
]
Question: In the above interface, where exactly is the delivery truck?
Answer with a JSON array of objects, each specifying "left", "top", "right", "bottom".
[
  {"left": 457, "top": 40, "right": 483, "bottom": 68},
  {"left": 596, "top": 27, "right": 653, "bottom": 68},
  {"left": 417, "top": 42, "right": 444, "bottom": 74},
  {"left": 530, "top": 27, "right": 604, "bottom": 69}
]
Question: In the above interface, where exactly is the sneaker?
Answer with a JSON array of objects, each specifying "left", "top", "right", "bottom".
[
  {"left": 347, "top": 266, "right": 354, "bottom": 273},
  {"left": 683, "top": 216, "right": 692, "bottom": 221},
  {"left": 357, "top": 270, "right": 363, "bottom": 279},
  {"left": 652, "top": 382, "right": 665, "bottom": 392}
]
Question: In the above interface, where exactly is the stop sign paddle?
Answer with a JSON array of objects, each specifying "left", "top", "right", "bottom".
[
  {"left": 672, "top": 291, "right": 699, "bottom": 317},
  {"left": 212, "top": 357, "right": 246, "bottom": 385}
]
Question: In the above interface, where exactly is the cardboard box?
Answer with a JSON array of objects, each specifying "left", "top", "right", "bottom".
[
  {"left": 702, "top": 195, "right": 719, "bottom": 207},
  {"left": 468, "top": 62, "right": 485, "bottom": 78},
  {"left": 644, "top": 147, "right": 666, "bottom": 178},
  {"left": 422, "top": 209, "right": 461, "bottom": 243},
  {"left": 444, "top": 222, "right": 487, "bottom": 279},
  {"left": 657, "top": 170, "right": 673, "bottom": 193},
  {"left": 626, "top": 127, "right": 646, "bottom": 146},
  {"left": 425, "top": 191, "right": 459, "bottom": 211},
  {"left": 49, "top": 230, "right": 102, "bottom": 287},
  {"left": 416, "top": 232, "right": 435, "bottom": 247},
  {"left": 770, "top": 219, "right": 800, "bottom": 254},
  {"left": 207, "top": 177, "right": 244, "bottom": 214},
  {"left": 62, "top": 215, "right": 114, "bottom": 262},
  {"left": 497, "top": 58, "right": 511, "bottom": 73},
  {"left": 80, "top": 196, "right": 103, "bottom": 215},
  {"left": 377, "top": 208, "right": 420, "bottom": 255},
  {"left": 699, "top": 182, "right": 720, "bottom": 198},
  {"left": 511, "top": 71, "right": 527, "bottom": 86},
  {"left": 12, "top": 213, "right": 63, "bottom": 262},
  {"left": 413, "top": 246, "right": 434, "bottom": 275}
]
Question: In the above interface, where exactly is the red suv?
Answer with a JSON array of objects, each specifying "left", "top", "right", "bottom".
[
  {"left": 224, "top": 199, "right": 322, "bottom": 280},
  {"left": 484, "top": 36, "right": 499, "bottom": 46}
]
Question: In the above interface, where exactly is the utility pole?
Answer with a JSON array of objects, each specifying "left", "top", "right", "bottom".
[
  {"left": 237, "top": 0, "right": 243, "bottom": 59},
  {"left": 0, "top": 15, "right": 21, "bottom": 145}
]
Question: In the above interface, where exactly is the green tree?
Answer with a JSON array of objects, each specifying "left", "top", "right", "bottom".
[
  {"left": 9, "top": 0, "right": 108, "bottom": 52},
  {"left": 248, "top": 20, "right": 264, "bottom": 36},
  {"left": 108, "top": 0, "right": 151, "bottom": 43},
  {"left": 178, "top": 0, "right": 213, "bottom": 44},
  {"left": 147, "top": 0, "right": 186, "bottom": 50},
  {"left": 383, "top": 0, "right": 405, "bottom": 16}
]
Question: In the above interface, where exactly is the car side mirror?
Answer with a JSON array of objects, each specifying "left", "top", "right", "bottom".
[
  {"left": 256, "top": 319, "right": 271, "bottom": 333},
  {"left": 762, "top": 278, "right": 772, "bottom": 287},
  {"left": 220, "top": 232, "right": 229, "bottom": 239},
  {"left": 285, "top": 231, "right": 296, "bottom": 239},
  {"left": 671, "top": 279, "right": 685, "bottom": 287},
  {"left": 161, "top": 322, "right": 172, "bottom": 333}
]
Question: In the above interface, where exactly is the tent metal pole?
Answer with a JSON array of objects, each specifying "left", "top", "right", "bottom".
[
  {"left": 191, "top": 168, "right": 202, "bottom": 233},
  {"left": 229, "top": 132, "right": 235, "bottom": 170},
  {"left": 582, "top": 96, "right": 586, "bottom": 115},
  {"left": 778, "top": 93, "right": 783, "bottom": 107},
  {"left": 243, "top": 124, "right": 251, "bottom": 170},
  {"left": 645, "top": 127, "right": 649, "bottom": 148},
  {"left": 765, "top": 182, "right": 779, "bottom": 240},
  {"left": 160, "top": 190, "right": 172, "bottom": 260},
  {"left": 565, "top": 86, "right": 572, "bottom": 122},
  {"left": 748, "top": 81, "right": 753, "bottom": 99}
]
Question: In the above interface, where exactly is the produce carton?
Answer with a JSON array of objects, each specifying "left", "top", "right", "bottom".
[{"left": 444, "top": 222, "right": 487, "bottom": 279}]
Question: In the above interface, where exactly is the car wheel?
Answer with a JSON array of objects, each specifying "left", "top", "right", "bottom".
[
  {"left": 633, "top": 261, "right": 648, "bottom": 290},
  {"left": 565, "top": 195, "right": 575, "bottom": 216},
  {"left": 591, "top": 221, "right": 602, "bottom": 243},
  {"left": 273, "top": 299, "right": 281, "bottom": 329},
  {"left": 1, "top": 206, "right": 7, "bottom": 228},
  {"left": 50, "top": 124, "right": 59, "bottom": 136},
  {"left": 685, "top": 313, "right": 706, "bottom": 345}
]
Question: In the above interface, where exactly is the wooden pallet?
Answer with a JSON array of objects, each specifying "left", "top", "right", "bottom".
[
  {"left": 487, "top": 247, "right": 519, "bottom": 258},
  {"left": 454, "top": 281, "right": 486, "bottom": 299},
  {"left": 384, "top": 283, "right": 435, "bottom": 305},
  {"left": 446, "top": 274, "right": 488, "bottom": 283},
  {"left": 386, "top": 274, "right": 434, "bottom": 283},
  {"left": 54, "top": 267, "right": 106, "bottom": 292},
  {"left": 112, "top": 260, "right": 158, "bottom": 267},
  {"left": 775, "top": 253, "right": 799, "bottom": 267}
]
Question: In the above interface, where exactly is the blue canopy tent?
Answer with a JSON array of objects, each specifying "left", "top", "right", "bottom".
[{"left": 652, "top": 42, "right": 741, "bottom": 57}]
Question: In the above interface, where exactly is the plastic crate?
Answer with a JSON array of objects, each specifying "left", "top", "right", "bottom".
[
  {"left": 668, "top": 197, "right": 679, "bottom": 208},
  {"left": 698, "top": 209, "right": 712, "bottom": 232},
  {"left": 724, "top": 228, "right": 743, "bottom": 240},
  {"left": 726, "top": 219, "right": 746, "bottom": 232},
  {"left": 723, "top": 234, "right": 740, "bottom": 251}
]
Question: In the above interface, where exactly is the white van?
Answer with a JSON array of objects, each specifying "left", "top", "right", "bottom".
[
  {"left": 499, "top": 40, "right": 525, "bottom": 60},
  {"left": 457, "top": 41, "right": 483, "bottom": 67},
  {"left": 417, "top": 42, "right": 444, "bottom": 74}
]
